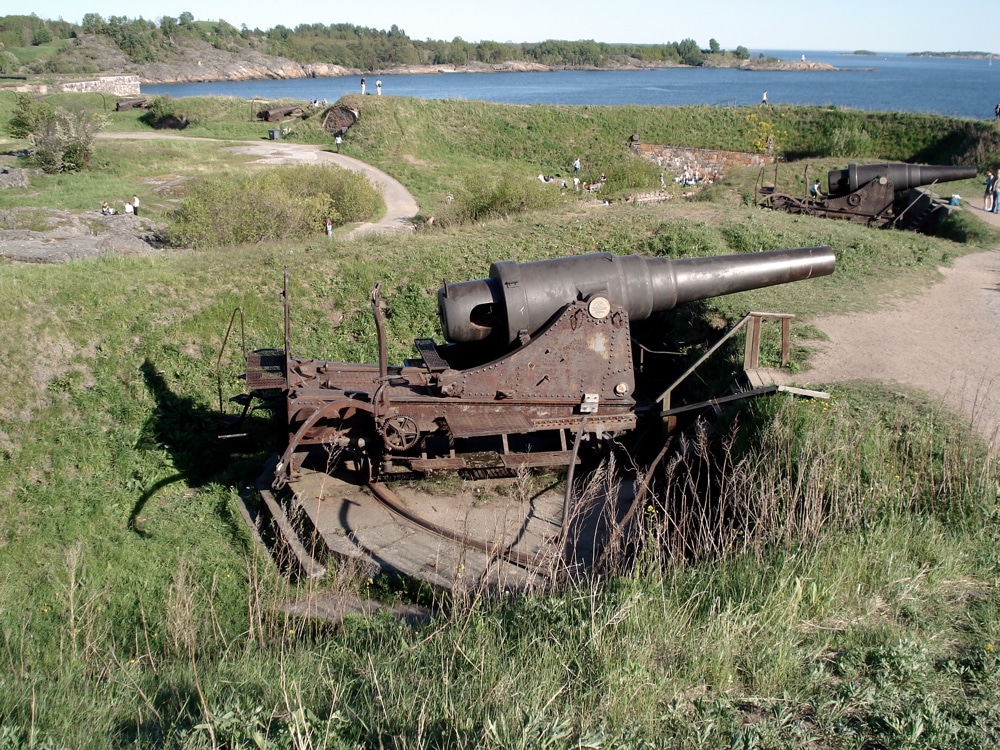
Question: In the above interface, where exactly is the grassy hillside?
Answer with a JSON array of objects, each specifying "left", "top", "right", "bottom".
[{"left": 0, "top": 96, "right": 999, "bottom": 748}]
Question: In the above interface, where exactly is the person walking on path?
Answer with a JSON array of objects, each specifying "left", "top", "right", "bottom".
[
  {"left": 984, "top": 170, "right": 995, "bottom": 212},
  {"left": 992, "top": 176, "right": 999, "bottom": 214},
  {"left": 335, "top": 134, "right": 342, "bottom": 153}
]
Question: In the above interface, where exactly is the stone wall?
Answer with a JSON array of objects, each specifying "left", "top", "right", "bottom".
[
  {"left": 632, "top": 143, "right": 774, "bottom": 178},
  {"left": 58, "top": 75, "right": 141, "bottom": 96}
]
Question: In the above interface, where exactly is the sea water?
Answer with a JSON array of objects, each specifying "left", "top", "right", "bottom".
[{"left": 143, "top": 50, "right": 1000, "bottom": 120}]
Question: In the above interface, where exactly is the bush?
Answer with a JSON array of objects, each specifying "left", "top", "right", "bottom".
[
  {"left": 167, "top": 165, "right": 382, "bottom": 248},
  {"left": 434, "top": 171, "right": 564, "bottom": 227},
  {"left": 7, "top": 92, "right": 54, "bottom": 140},
  {"left": 827, "top": 125, "right": 878, "bottom": 158},
  {"left": 31, "top": 108, "right": 105, "bottom": 173}
]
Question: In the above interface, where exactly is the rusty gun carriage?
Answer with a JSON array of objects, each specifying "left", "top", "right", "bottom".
[
  {"left": 231, "top": 247, "right": 836, "bottom": 493},
  {"left": 759, "top": 162, "right": 977, "bottom": 231}
]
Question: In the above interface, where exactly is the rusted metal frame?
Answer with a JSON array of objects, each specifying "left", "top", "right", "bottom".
[
  {"left": 216, "top": 307, "right": 247, "bottom": 415},
  {"left": 656, "top": 311, "right": 794, "bottom": 412},
  {"left": 893, "top": 180, "right": 939, "bottom": 228},
  {"left": 555, "top": 415, "right": 589, "bottom": 581},
  {"left": 274, "top": 398, "right": 374, "bottom": 488}
]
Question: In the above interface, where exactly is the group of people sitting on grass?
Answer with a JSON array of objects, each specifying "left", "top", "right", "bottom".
[
  {"left": 674, "top": 166, "right": 721, "bottom": 187},
  {"left": 536, "top": 172, "right": 607, "bottom": 192},
  {"left": 101, "top": 196, "right": 140, "bottom": 216}
]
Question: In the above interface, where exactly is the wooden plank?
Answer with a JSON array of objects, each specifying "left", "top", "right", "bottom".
[
  {"left": 501, "top": 450, "right": 578, "bottom": 468},
  {"left": 407, "top": 456, "right": 467, "bottom": 471},
  {"left": 258, "top": 486, "right": 327, "bottom": 579},
  {"left": 777, "top": 385, "right": 830, "bottom": 399}
]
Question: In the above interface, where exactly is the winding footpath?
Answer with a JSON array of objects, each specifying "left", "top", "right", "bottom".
[{"left": 98, "top": 132, "right": 419, "bottom": 239}]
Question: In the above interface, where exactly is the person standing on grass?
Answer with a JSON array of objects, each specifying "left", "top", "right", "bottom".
[
  {"left": 361, "top": 77, "right": 366, "bottom": 95},
  {"left": 132, "top": 195, "right": 139, "bottom": 217},
  {"left": 335, "top": 133, "right": 342, "bottom": 152}
]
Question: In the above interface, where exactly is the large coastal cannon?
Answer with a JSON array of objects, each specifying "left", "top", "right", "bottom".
[
  {"left": 762, "top": 162, "right": 978, "bottom": 231},
  {"left": 439, "top": 248, "right": 835, "bottom": 345},
  {"left": 826, "top": 163, "right": 977, "bottom": 197},
  {"left": 233, "top": 247, "right": 834, "bottom": 485}
]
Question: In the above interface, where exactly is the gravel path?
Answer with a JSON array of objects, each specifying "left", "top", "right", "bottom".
[{"left": 795, "top": 207, "right": 1000, "bottom": 449}]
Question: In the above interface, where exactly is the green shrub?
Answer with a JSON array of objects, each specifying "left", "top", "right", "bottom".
[
  {"left": 167, "top": 165, "right": 382, "bottom": 248},
  {"left": 33, "top": 106, "right": 106, "bottom": 173},
  {"left": 603, "top": 158, "right": 661, "bottom": 193},
  {"left": 826, "top": 125, "right": 878, "bottom": 158},
  {"left": 7, "top": 92, "right": 54, "bottom": 139},
  {"left": 434, "top": 171, "right": 565, "bottom": 227}
]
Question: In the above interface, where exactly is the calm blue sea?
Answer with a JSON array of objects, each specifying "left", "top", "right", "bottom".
[{"left": 143, "top": 50, "right": 1000, "bottom": 120}]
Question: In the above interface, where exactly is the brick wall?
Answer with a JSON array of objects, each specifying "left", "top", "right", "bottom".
[{"left": 632, "top": 143, "right": 774, "bottom": 178}]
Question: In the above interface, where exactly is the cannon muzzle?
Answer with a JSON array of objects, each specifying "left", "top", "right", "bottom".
[
  {"left": 827, "top": 163, "right": 977, "bottom": 196},
  {"left": 439, "top": 247, "right": 835, "bottom": 345}
]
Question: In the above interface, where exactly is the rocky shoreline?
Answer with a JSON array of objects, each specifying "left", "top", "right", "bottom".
[
  {"left": 107, "top": 37, "right": 836, "bottom": 85},
  {"left": 33, "top": 34, "right": 840, "bottom": 87}
]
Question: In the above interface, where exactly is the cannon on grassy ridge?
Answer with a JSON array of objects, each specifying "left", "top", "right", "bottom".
[{"left": 760, "top": 162, "right": 977, "bottom": 231}]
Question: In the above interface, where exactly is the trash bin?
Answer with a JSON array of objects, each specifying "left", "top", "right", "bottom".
[{"left": 269, "top": 129, "right": 280, "bottom": 140}]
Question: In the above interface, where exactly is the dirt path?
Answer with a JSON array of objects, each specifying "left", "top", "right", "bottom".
[
  {"left": 222, "top": 140, "right": 419, "bottom": 239},
  {"left": 99, "top": 132, "right": 420, "bottom": 238},
  {"left": 794, "top": 207, "right": 1000, "bottom": 449}
]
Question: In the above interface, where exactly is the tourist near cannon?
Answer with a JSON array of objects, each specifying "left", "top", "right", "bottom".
[{"left": 760, "top": 162, "right": 977, "bottom": 231}]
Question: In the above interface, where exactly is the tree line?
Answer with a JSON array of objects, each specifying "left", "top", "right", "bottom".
[{"left": 1, "top": 12, "right": 751, "bottom": 74}]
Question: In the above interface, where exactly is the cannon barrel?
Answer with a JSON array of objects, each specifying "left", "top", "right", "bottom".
[
  {"left": 827, "top": 163, "right": 977, "bottom": 197},
  {"left": 438, "top": 246, "right": 835, "bottom": 344}
]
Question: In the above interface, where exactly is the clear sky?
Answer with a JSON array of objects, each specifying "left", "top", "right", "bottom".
[{"left": 28, "top": 0, "right": 999, "bottom": 55}]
